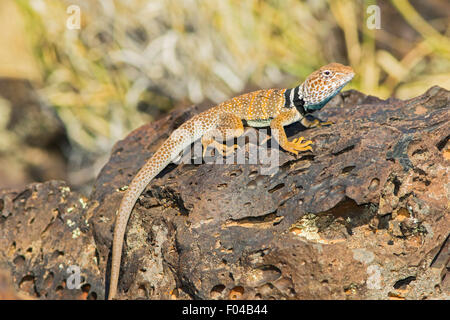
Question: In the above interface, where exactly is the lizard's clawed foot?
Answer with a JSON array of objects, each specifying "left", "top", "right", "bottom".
[
  {"left": 284, "top": 137, "right": 313, "bottom": 155},
  {"left": 203, "top": 141, "right": 238, "bottom": 157},
  {"left": 216, "top": 143, "right": 238, "bottom": 156},
  {"left": 312, "top": 119, "right": 333, "bottom": 128}
]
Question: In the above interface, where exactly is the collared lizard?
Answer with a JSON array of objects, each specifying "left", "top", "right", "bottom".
[{"left": 108, "top": 62, "right": 354, "bottom": 299}]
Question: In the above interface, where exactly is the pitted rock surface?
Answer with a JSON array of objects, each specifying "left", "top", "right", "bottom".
[
  {"left": 0, "top": 181, "right": 102, "bottom": 299},
  {"left": 89, "top": 86, "right": 449, "bottom": 300},
  {"left": 1, "top": 87, "right": 448, "bottom": 300}
]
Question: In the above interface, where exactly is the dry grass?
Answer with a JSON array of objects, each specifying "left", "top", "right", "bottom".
[{"left": 14, "top": 0, "right": 450, "bottom": 166}]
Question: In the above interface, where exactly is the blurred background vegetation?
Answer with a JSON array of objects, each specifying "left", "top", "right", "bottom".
[{"left": 0, "top": 0, "right": 449, "bottom": 193}]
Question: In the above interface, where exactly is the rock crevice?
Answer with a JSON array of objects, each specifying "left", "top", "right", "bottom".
[{"left": 1, "top": 87, "right": 449, "bottom": 299}]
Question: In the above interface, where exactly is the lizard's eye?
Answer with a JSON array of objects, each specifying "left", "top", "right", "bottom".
[{"left": 322, "top": 70, "right": 331, "bottom": 76}]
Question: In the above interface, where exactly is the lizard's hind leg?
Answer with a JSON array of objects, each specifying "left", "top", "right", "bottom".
[{"left": 202, "top": 113, "right": 244, "bottom": 157}]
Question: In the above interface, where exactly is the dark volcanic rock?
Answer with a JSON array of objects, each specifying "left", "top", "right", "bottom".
[
  {"left": 89, "top": 86, "right": 449, "bottom": 300},
  {"left": 0, "top": 181, "right": 102, "bottom": 299},
  {"left": 1, "top": 87, "right": 448, "bottom": 300}
]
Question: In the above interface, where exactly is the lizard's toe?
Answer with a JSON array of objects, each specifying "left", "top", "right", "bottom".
[
  {"left": 284, "top": 137, "right": 313, "bottom": 155},
  {"left": 286, "top": 137, "right": 313, "bottom": 153},
  {"left": 295, "top": 145, "right": 313, "bottom": 152},
  {"left": 317, "top": 120, "right": 333, "bottom": 127},
  {"left": 291, "top": 137, "right": 305, "bottom": 144},
  {"left": 290, "top": 137, "right": 313, "bottom": 148}
]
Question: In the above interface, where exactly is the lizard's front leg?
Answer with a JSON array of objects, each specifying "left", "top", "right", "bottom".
[{"left": 270, "top": 109, "right": 313, "bottom": 155}]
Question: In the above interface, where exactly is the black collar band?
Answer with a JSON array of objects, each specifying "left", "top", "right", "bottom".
[
  {"left": 295, "top": 98, "right": 306, "bottom": 115},
  {"left": 284, "top": 88, "right": 292, "bottom": 108},
  {"left": 284, "top": 87, "right": 307, "bottom": 115}
]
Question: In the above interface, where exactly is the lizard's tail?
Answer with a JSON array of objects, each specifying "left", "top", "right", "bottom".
[{"left": 108, "top": 113, "right": 214, "bottom": 300}]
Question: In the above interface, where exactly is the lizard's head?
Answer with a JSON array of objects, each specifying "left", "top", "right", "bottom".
[{"left": 302, "top": 63, "right": 354, "bottom": 112}]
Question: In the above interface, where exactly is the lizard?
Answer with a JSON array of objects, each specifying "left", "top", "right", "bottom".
[{"left": 107, "top": 62, "right": 354, "bottom": 299}]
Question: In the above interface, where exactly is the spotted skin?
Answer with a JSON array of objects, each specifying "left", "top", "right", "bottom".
[{"left": 108, "top": 63, "right": 354, "bottom": 299}]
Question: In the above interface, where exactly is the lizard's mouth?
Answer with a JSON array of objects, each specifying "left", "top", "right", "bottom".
[
  {"left": 347, "top": 72, "right": 355, "bottom": 81},
  {"left": 338, "top": 72, "right": 354, "bottom": 88}
]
